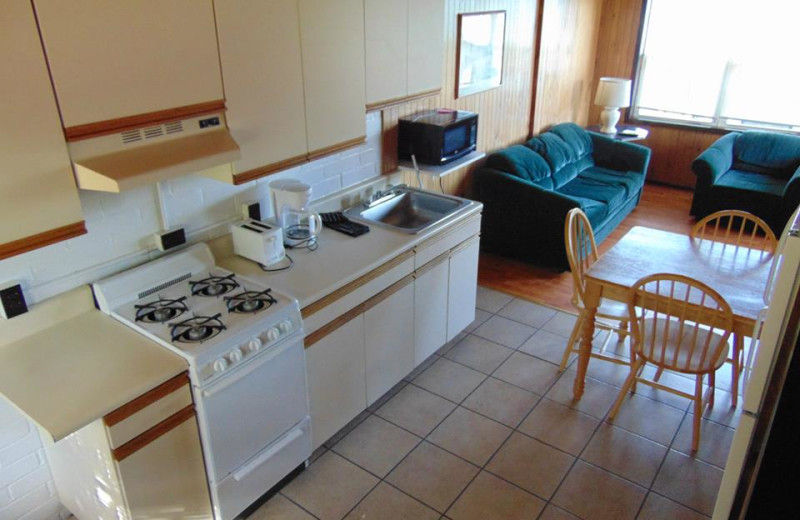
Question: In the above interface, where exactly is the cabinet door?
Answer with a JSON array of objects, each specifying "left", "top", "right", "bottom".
[
  {"left": 407, "top": 0, "right": 445, "bottom": 95},
  {"left": 414, "top": 259, "right": 449, "bottom": 366},
  {"left": 298, "top": 0, "right": 366, "bottom": 155},
  {"left": 34, "top": 0, "right": 223, "bottom": 128},
  {"left": 364, "top": 0, "right": 407, "bottom": 106},
  {"left": 447, "top": 239, "right": 480, "bottom": 341},
  {"left": 364, "top": 282, "right": 415, "bottom": 406},
  {"left": 0, "top": 0, "right": 84, "bottom": 258},
  {"left": 214, "top": 0, "right": 308, "bottom": 180},
  {"left": 305, "top": 316, "right": 366, "bottom": 449}
]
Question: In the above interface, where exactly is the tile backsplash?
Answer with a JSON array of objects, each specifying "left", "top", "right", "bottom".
[{"left": 0, "top": 112, "right": 381, "bottom": 520}]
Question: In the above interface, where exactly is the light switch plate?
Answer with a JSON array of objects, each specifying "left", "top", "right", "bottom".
[
  {"left": 154, "top": 227, "right": 186, "bottom": 252},
  {"left": 0, "top": 281, "right": 28, "bottom": 319}
]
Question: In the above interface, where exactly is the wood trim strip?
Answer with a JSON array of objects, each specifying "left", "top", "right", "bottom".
[
  {"left": 64, "top": 100, "right": 227, "bottom": 141},
  {"left": 104, "top": 372, "right": 190, "bottom": 427},
  {"left": 301, "top": 249, "right": 414, "bottom": 318},
  {"left": 307, "top": 136, "right": 366, "bottom": 161},
  {"left": 112, "top": 405, "right": 196, "bottom": 462},
  {"left": 448, "top": 234, "right": 481, "bottom": 256},
  {"left": 366, "top": 88, "right": 442, "bottom": 112},
  {"left": 304, "top": 274, "right": 415, "bottom": 348},
  {"left": 0, "top": 221, "right": 86, "bottom": 261},
  {"left": 414, "top": 251, "right": 450, "bottom": 278},
  {"left": 233, "top": 154, "right": 309, "bottom": 185}
]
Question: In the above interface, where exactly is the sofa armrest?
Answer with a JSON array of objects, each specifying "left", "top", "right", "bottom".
[
  {"left": 589, "top": 133, "right": 652, "bottom": 175},
  {"left": 691, "top": 132, "right": 737, "bottom": 187},
  {"left": 472, "top": 167, "right": 582, "bottom": 269},
  {"left": 782, "top": 165, "right": 800, "bottom": 212}
]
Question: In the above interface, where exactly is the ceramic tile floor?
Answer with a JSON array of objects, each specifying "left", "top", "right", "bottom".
[{"left": 251, "top": 286, "right": 740, "bottom": 520}]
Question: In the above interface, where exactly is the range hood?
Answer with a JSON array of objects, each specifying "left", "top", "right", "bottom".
[{"left": 68, "top": 112, "right": 241, "bottom": 193}]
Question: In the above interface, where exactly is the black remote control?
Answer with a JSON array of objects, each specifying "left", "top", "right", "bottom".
[{"left": 320, "top": 212, "right": 370, "bottom": 237}]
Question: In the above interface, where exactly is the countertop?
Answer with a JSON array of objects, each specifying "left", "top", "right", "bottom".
[
  {"left": 210, "top": 199, "right": 483, "bottom": 310},
  {"left": 0, "top": 286, "right": 187, "bottom": 441}
]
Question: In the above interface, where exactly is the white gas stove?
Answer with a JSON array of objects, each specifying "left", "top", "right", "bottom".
[{"left": 93, "top": 243, "right": 311, "bottom": 520}]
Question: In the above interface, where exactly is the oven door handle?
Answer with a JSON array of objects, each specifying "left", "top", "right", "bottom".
[
  {"left": 201, "top": 337, "right": 300, "bottom": 399},
  {"left": 233, "top": 425, "right": 304, "bottom": 481}
]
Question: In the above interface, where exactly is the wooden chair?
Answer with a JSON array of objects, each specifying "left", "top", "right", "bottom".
[
  {"left": 608, "top": 273, "right": 734, "bottom": 452},
  {"left": 690, "top": 210, "right": 777, "bottom": 406},
  {"left": 559, "top": 208, "right": 632, "bottom": 372}
]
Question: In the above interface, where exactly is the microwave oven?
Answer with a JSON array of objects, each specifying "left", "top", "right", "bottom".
[{"left": 398, "top": 109, "right": 478, "bottom": 165}]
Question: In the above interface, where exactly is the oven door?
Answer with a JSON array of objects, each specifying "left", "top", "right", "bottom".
[{"left": 195, "top": 332, "right": 309, "bottom": 482}]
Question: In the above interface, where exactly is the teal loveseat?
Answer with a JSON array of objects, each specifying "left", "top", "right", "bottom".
[
  {"left": 691, "top": 131, "right": 800, "bottom": 233},
  {"left": 472, "top": 123, "right": 651, "bottom": 270}
]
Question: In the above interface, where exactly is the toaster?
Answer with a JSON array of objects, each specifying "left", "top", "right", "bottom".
[{"left": 231, "top": 219, "right": 286, "bottom": 266}]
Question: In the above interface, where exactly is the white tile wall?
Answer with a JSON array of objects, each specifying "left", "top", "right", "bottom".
[{"left": 0, "top": 112, "right": 382, "bottom": 520}]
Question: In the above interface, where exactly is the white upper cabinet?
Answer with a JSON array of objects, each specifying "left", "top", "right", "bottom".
[
  {"left": 34, "top": 0, "right": 224, "bottom": 129},
  {"left": 0, "top": 0, "right": 84, "bottom": 259},
  {"left": 214, "top": 0, "right": 309, "bottom": 181},
  {"left": 364, "top": 0, "right": 445, "bottom": 108},
  {"left": 407, "top": 0, "right": 445, "bottom": 95},
  {"left": 364, "top": 0, "right": 408, "bottom": 105},
  {"left": 299, "top": 0, "right": 367, "bottom": 155}
]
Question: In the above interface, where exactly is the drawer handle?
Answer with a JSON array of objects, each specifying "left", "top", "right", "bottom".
[
  {"left": 233, "top": 426, "right": 304, "bottom": 481},
  {"left": 112, "top": 405, "right": 196, "bottom": 462}
]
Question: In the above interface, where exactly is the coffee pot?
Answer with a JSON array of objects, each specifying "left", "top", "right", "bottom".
[{"left": 281, "top": 206, "right": 322, "bottom": 247}]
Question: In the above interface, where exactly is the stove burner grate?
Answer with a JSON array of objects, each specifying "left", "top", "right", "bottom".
[
  {"left": 224, "top": 288, "right": 277, "bottom": 314},
  {"left": 170, "top": 314, "right": 226, "bottom": 343},
  {"left": 135, "top": 296, "right": 188, "bottom": 323},
  {"left": 189, "top": 273, "right": 239, "bottom": 297}
]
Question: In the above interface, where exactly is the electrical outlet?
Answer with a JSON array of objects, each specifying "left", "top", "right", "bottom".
[
  {"left": 0, "top": 281, "right": 28, "bottom": 319},
  {"left": 240, "top": 201, "right": 262, "bottom": 221},
  {"left": 154, "top": 227, "right": 186, "bottom": 251}
]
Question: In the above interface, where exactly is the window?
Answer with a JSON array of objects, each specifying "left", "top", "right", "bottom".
[{"left": 632, "top": 0, "right": 800, "bottom": 133}]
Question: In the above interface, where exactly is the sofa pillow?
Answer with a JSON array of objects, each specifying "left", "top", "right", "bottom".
[
  {"left": 733, "top": 131, "right": 800, "bottom": 178},
  {"left": 486, "top": 145, "right": 554, "bottom": 188},
  {"left": 526, "top": 123, "right": 594, "bottom": 189}
]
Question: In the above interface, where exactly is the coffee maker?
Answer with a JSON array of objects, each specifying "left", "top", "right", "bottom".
[{"left": 269, "top": 179, "right": 322, "bottom": 248}]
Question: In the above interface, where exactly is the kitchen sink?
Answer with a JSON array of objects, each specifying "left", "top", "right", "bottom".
[{"left": 343, "top": 185, "right": 471, "bottom": 234}]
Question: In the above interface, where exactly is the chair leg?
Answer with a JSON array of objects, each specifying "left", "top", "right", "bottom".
[
  {"left": 609, "top": 357, "right": 644, "bottom": 421},
  {"left": 560, "top": 310, "right": 584, "bottom": 372},
  {"left": 617, "top": 319, "right": 629, "bottom": 343},
  {"left": 708, "top": 371, "right": 716, "bottom": 409},
  {"left": 692, "top": 375, "right": 704, "bottom": 452},
  {"left": 653, "top": 366, "right": 665, "bottom": 382},
  {"left": 731, "top": 334, "right": 742, "bottom": 408}
]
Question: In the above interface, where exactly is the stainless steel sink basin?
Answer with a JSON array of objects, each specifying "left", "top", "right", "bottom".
[{"left": 344, "top": 186, "right": 471, "bottom": 234}]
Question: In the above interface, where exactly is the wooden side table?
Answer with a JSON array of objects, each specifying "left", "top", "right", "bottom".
[{"left": 586, "top": 124, "right": 649, "bottom": 142}]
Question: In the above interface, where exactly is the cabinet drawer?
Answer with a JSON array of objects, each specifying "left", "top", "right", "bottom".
[
  {"left": 415, "top": 215, "right": 481, "bottom": 268},
  {"left": 105, "top": 373, "right": 192, "bottom": 449}
]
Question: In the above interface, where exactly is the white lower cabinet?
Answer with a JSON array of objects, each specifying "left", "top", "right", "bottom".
[
  {"left": 306, "top": 316, "right": 366, "bottom": 450},
  {"left": 365, "top": 282, "right": 415, "bottom": 405},
  {"left": 414, "top": 259, "right": 449, "bottom": 366},
  {"left": 447, "top": 238, "right": 480, "bottom": 341}
]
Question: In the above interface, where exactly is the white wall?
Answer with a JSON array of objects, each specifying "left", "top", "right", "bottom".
[{"left": 0, "top": 112, "right": 382, "bottom": 519}]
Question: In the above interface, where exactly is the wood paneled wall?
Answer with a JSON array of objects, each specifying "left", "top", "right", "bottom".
[
  {"left": 381, "top": 0, "right": 537, "bottom": 195},
  {"left": 531, "top": 0, "right": 603, "bottom": 135},
  {"left": 591, "top": 0, "right": 723, "bottom": 187}
]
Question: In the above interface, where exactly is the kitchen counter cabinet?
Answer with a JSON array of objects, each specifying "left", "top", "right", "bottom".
[
  {"left": 414, "top": 257, "right": 449, "bottom": 365},
  {"left": 0, "top": 286, "right": 187, "bottom": 442},
  {"left": 214, "top": 0, "right": 309, "bottom": 183},
  {"left": 34, "top": 0, "right": 224, "bottom": 132},
  {"left": 299, "top": 0, "right": 367, "bottom": 156},
  {"left": 446, "top": 237, "right": 480, "bottom": 340},
  {"left": 0, "top": 0, "right": 85, "bottom": 259}
]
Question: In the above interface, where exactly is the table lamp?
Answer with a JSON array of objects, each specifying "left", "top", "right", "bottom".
[{"left": 594, "top": 77, "right": 631, "bottom": 134}]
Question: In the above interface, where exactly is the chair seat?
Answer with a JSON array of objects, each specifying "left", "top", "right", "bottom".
[{"left": 637, "top": 317, "right": 728, "bottom": 373}]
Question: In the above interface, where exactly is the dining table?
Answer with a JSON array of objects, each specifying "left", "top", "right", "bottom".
[{"left": 572, "top": 225, "right": 774, "bottom": 401}]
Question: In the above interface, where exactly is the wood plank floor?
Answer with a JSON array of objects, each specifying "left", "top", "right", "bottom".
[{"left": 477, "top": 183, "right": 695, "bottom": 311}]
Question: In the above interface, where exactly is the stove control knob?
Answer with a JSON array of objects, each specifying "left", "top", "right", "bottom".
[
  {"left": 279, "top": 320, "right": 293, "bottom": 334},
  {"left": 213, "top": 358, "right": 228, "bottom": 374},
  {"left": 266, "top": 327, "right": 280, "bottom": 342},
  {"left": 248, "top": 337, "right": 262, "bottom": 353},
  {"left": 228, "top": 348, "right": 243, "bottom": 364}
]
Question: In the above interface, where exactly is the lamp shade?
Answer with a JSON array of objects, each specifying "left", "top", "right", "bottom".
[{"left": 594, "top": 77, "right": 631, "bottom": 108}]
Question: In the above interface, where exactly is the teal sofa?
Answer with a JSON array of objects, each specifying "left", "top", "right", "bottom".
[
  {"left": 472, "top": 123, "right": 651, "bottom": 270},
  {"left": 691, "top": 131, "right": 800, "bottom": 233}
]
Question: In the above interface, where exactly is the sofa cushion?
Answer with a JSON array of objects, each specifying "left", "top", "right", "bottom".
[
  {"left": 572, "top": 196, "right": 608, "bottom": 224},
  {"left": 715, "top": 169, "right": 787, "bottom": 197},
  {"left": 526, "top": 123, "right": 594, "bottom": 189},
  {"left": 486, "top": 145, "right": 553, "bottom": 188},
  {"left": 558, "top": 173, "right": 628, "bottom": 214},
  {"left": 733, "top": 131, "right": 800, "bottom": 178},
  {"left": 578, "top": 166, "right": 644, "bottom": 198}
]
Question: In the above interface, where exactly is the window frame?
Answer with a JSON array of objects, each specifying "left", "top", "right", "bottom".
[{"left": 628, "top": 0, "right": 800, "bottom": 136}]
